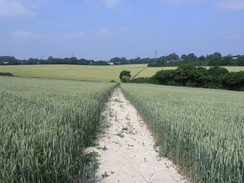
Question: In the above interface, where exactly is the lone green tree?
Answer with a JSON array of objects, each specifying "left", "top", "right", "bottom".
[{"left": 119, "top": 70, "right": 131, "bottom": 82}]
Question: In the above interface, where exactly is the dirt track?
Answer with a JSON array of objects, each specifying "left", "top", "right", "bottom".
[{"left": 87, "top": 88, "right": 188, "bottom": 183}]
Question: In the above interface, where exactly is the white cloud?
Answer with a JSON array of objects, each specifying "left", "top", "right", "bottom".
[
  {"left": 102, "top": 0, "right": 121, "bottom": 8},
  {"left": 84, "top": 0, "right": 121, "bottom": 8},
  {"left": 215, "top": 0, "right": 244, "bottom": 11},
  {"left": 31, "top": 0, "right": 49, "bottom": 7},
  {"left": 97, "top": 29, "right": 110, "bottom": 37},
  {"left": 83, "top": 0, "right": 98, "bottom": 8},
  {"left": 162, "top": 0, "right": 203, "bottom": 5},
  {"left": 61, "top": 32, "right": 86, "bottom": 39},
  {"left": 0, "top": 0, "right": 34, "bottom": 17},
  {"left": 117, "top": 27, "right": 128, "bottom": 32},
  {"left": 227, "top": 35, "right": 240, "bottom": 39},
  {"left": 12, "top": 31, "right": 40, "bottom": 39}
]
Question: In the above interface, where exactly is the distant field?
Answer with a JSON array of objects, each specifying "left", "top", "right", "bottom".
[
  {"left": 136, "top": 66, "right": 244, "bottom": 78},
  {"left": 0, "top": 65, "right": 147, "bottom": 82},
  {"left": 136, "top": 67, "right": 176, "bottom": 78},
  {"left": 0, "top": 65, "right": 243, "bottom": 82},
  {"left": 205, "top": 66, "right": 244, "bottom": 72}
]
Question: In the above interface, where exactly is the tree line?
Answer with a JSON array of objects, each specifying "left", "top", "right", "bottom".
[
  {"left": 121, "top": 65, "right": 244, "bottom": 91},
  {"left": 1, "top": 52, "right": 244, "bottom": 66},
  {"left": 0, "top": 56, "right": 109, "bottom": 66},
  {"left": 109, "top": 52, "right": 244, "bottom": 66},
  {"left": 148, "top": 52, "right": 244, "bottom": 67}
]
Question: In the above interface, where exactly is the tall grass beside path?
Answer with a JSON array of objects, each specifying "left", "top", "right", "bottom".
[
  {"left": 0, "top": 77, "right": 116, "bottom": 182},
  {"left": 121, "top": 83, "right": 244, "bottom": 183}
]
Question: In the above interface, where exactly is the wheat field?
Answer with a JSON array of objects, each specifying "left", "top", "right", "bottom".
[
  {"left": 122, "top": 83, "right": 244, "bottom": 183},
  {"left": 0, "top": 76, "right": 116, "bottom": 182}
]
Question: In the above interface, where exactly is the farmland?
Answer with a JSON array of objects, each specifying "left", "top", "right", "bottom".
[
  {"left": 0, "top": 64, "right": 147, "bottom": 82},
  {"left": 1, "top": 72, "right": 244, "bottom": 182},
  {"left": 0, "top": 65, "right": 244, "bottom": 82},
  {"left": 135, "top": 66, "right": 244, "bottom": 78},
  {"left": 0, "top": 77, "right": 116, "bottom": 182},
  {"left": 121, "top": 83, "right": 244, "bottom": 182}
]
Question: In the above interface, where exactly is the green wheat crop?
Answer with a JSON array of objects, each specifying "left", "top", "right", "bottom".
[
  {"left": 0, "top": 77, "right": 116, "bottom": 182},
  {"left": 122, "top": 83, "right": 244, "bottom": 183}
]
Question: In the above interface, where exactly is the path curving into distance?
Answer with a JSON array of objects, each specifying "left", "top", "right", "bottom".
[{"left": 87, "top": 88, "right": 189, "bottom": 183}]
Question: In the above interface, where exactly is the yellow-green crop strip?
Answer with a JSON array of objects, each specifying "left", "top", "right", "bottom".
[
  {"left": 0, "top": 65, "right": 243, "bottom": 82},
  {"left": 0, "top": 76, "right": 116, "bottom": 182},
  {"left": 121, "top": 83, "right": 244, "bottom": 183},
  {"left": 0, "top": 64, "right": 147, "bottom": 82}
]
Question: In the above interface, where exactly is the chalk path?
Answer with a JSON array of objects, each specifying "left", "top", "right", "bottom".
[{"left": 87, "top": 88, "right": 188, "bottom": 183}]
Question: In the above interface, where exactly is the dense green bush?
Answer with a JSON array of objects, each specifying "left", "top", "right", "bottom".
[
  {"left": 222, "top": 71, "right": 244, "bottom": 91},
  {"left": 119, "top": 70, "right": 131, "bottom": 82},
  {"left": 129, "top": 77, "right": 152, "bottom": 83},
  {"left": 0, "top": 72, "right": 13, "bottom": 76},
  {"left": 151, "top": 64, "right": 244, "bottom": 91}
]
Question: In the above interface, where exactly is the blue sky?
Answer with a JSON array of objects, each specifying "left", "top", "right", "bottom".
[{"left": 0, "top": 0, "right": 244, "bottom": 60}]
